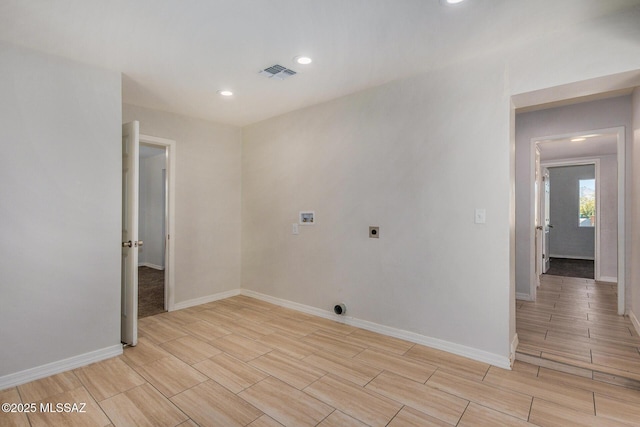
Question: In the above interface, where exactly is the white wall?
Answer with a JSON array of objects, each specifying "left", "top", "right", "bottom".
[
  {"left": 122, "top": 104, "right": 242, "bottom": 304},
  {"left": 139, "top": 151, "right": 166, "bottom": 269},
  {"left": 515, "top": 96, "right": 632, "bottom": 297},
  {"left": 599, "top": 155, "right": 620, "bottom": 279},
  {"left": 632, "top": 88, "right": 640, "bottom": 330},
  {"left": 243, "top": 56, "right": 514, "bottom": 362},
  {"left": 0, "top": 43, "right": 122, "bottom": 378},
  {"left": 243, "top": 6, "right": 640, "bottom": 364}
]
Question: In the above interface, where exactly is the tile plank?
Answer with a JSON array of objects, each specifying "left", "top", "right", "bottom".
[
  {"left": 355, "top": 348, "right": 437, "bottom": 383},
  {"left": 387, "top": 406, "right": 451, "bottom": 427},
  {"left": 404, "top": 344, "right": 490, "bottom": 381},
  {"left": 99, "top": 383, "right": 188, "bottom": 427},
  {"left": 133, "top": 356, "right": 207, "bottom": 397},
  {"left": 483, "top": 366, "right": 594, "bottom": 414},
  {"left": 0, "top": 388, "right": 30, "bottom": 427},
  {"left": 160, "top": 335, "right": 222, "bottom": 365},
  {"left": 240, "top": 377, "right": 333, "bottom": 427},
  {"left": 193, "top": 353, "right": 268, "bottom": 394},
  {"left": 74, "top": 357, "right": 146, "bottom": 402},
  {"left": 595, "top": 393, "right": 640, "bottom": 425},
  {"left": 303, "top": 350, "right": 382, "bottom": 387},
  {"left": 426, "top": 370, "right": 532, "bottom": 420},
  {"left": 248, "top": 351, "right": 325, "bottom": 390},
  {"left": 171, "top": 380, "right": 263, "bottom": 427},
  {"left": 529, "top": 397, "right": 628, "bottom": 427},
  {"left": 304, "top": 374, "right": 402, "bottom": 427},
  {"left": 365, "top": 371, "right": 468, "bottom": 425},
  {"left": 458, "top": 402, "right": 535, "bottom": 427},
  {"left": 27, "top": 387, "right": 111, "bottom": 427}
]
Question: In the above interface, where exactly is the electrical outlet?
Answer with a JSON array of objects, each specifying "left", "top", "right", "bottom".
[{"left": 299, "top": 211, "right": 315, "bottom": 225}]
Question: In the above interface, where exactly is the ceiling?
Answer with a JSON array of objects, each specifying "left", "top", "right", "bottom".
[
  {"left": 538, "top": 133, "right": 618, "bottom": 161},
  {"left": 140, "top": 144, "right": 165, "bottom": 159},
  {"left": 1, "top": 0, "right": 639, "bottom": 127}
]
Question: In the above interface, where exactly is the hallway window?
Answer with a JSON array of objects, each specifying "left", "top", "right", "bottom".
[{"left": 579, "top": 179, "right": 595, "bottom": 227}]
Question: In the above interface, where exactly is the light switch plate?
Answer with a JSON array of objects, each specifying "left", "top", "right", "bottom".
[
  {"left": 292, "top": 223, "right": 299, "bottom": 235},
  {"left": 475, "top": 208, "right": 486, "bottom": 224}
]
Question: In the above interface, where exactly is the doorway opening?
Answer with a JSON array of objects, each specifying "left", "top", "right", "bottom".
[
  {"left": 138, "top": 143, "right": 167, "bottom": 318},
  {"left": 529, "top": 127, "right": 624, "bottom": 310},
  {"left": 540, "top": 160, "right": 599, "bottom": 281},
  {"left": 139, "top": 134, "right": 176, "bottom": 317},
  {"left": 122, "top": 122, "right": 176, "bottom": 345}
]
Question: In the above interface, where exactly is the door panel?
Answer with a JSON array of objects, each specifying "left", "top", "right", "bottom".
[
  {"left": 121, "top": 121, "right": 139, "bottom": 346},
  {"left": 542, "top": 168, "right": 551, "bottom": 273},
  {"left": 534, "top": 148, "right": 542, "bottom": 288}
]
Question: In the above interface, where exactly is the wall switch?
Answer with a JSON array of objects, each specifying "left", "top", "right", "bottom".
[
  {"left": 475, "top": 208, "right": 486, "bottom": 224},
  {"left": 292, "top": 223, "right": 299, "bottom": 235},
  {"left": 369, "top": 226, "right": 379, "bottom": 238}
]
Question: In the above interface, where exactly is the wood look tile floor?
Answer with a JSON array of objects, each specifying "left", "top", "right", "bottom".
[
  {"left": 4, "top": 294, "right": 640, "bottom": 426},
  {"left": 516, "top": 274, "right": 640, "bottom": 389}
]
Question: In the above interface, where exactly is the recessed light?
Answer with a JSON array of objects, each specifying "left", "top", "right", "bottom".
[
  {"left": 571, "top": 138, "right": 586, "bottom": 142},
  {"left": 218, "top": 90, "right": 233, "bottom": 97},
  {"left": 441, "top": 0, "right": 466, "bottom": 4},
  {"left": 294, "top": 56, "right": 312, "bottom": 65}
]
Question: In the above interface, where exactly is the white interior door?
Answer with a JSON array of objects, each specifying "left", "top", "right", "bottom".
[
  {"left": 534, "top": 147, "right": 543, "bottom": 287},
  {"left": 542, "top": 167, "right": 551, "bottom": 273},
  {"left": 121, "top": 121, "right": 139, "bottom": 346}
]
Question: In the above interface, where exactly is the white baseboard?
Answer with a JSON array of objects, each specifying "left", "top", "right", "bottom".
[
  {"left": 0, "top": 344, "right": 122, "bottom": 390},
  {"left": 172, "top": 288, "right": 241, "bottom": 311},
  {"left": 138, "top": 262, "right": 164, "bottom": 270},
  {"left": 630, "top": 310, "right": 640, "bottom": 337},
  {"left": 510, "top": 333, "right": 519, "bottom": 367},
  {"left": 597, "top": 276, "right": 617, "bottom": 283},
  {"left": 516, "top": 292, "right": 532, "bottom": 301},
  {"left": 241, "top": 289, "right": 512, "bottom": 369}
]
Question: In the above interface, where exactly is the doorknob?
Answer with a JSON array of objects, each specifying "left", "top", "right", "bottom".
[
  {"left": 122, "top": 240, "right": 132, "bottom": 248},
  {"left": 135, "top": 240, "right": 144, "bottom": 247},
  {"left": 536, "top": 226, "right": 543, "bottom": 230}
]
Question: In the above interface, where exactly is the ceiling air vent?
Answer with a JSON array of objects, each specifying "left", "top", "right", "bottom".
[{"left": 259, "top": 64, "right": 297, "bottom": 80}]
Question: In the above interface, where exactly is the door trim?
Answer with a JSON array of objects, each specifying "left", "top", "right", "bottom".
[
  {"left": 140, "top": 134, "right": 176, "bottom": 312},
  {"left": 529, "top": 126, "right": 625, "bottom": 314},
  {"left": 541, "top": 158, "right": 600, "bottom": 280}
]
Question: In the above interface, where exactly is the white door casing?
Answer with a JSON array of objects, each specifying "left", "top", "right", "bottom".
[{"left": 534, "top": 147, "right": 542, "bottom": 294}]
